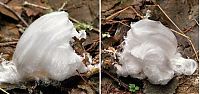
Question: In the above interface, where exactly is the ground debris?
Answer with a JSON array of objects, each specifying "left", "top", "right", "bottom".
[
  {"left": 0, "top": 0, "right": 99, "bottom": 93},
  {"left": 143, "top": 78, "right": 178, "bottom": 94},
  {"left": 101, "top": 0, "right": 198, "bottom": 93}
]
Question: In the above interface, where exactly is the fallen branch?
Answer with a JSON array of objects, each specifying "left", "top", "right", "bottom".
[
  {"left": 0, "top": 88, "right": 9, "bottom": 94},
  {"left": 105, "top": 6, "right": 143, "bottom": 20},
  {"left": 0, "top": 42, "right": 17, "bottom": 47},
  {"left": 102, "top": 69, "right": 129, "bottom": 89},
  {"left": 105, "top": 20, "right": 130, "bottom": 28}
]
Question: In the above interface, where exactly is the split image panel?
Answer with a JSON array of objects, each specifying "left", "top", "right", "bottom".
[{"left": 0, "top": 0, "right": 199, "bottom": 94}]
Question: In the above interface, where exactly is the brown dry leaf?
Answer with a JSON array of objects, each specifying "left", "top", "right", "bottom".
[
  {"left": 7, "top": 0, "right": 22, "bottom": 12},
  {"left": 0, "top": 0, "right": 21, "bottom": 20},
  {"left": 102, "top": 0, "right": 143, "bottom": 19},
  {"left": 64, "top": 0, "right": 98, "bottom": 24},
  {"left": 23, "top": 0, "right": 49, "bottom": 17},
  {"left": 24, "top": 8, "right": 37, "bottom": 17},
  {"left": 0, "top": 5, "right": 19, "bottom": 20},
  {"left": 0, "top": 22, "right": 20, "bottom": 41},
  {"left": 0, "top": 1, "right": 19, "bottom": 21},
  {"left": 0, "top": 0, "right": 47, "bottom": 20},
  {"left": 47, "top": 0, "right": 65, "bottom": 10},
  {"left": 119, "top": 0, "right": 143, "bottom": 7},
  {"left": 116, "top": 8, "right": 136, "bottom": 19},
  {"left": 83, "top": 31, "right": 99, "bottom": 46}
]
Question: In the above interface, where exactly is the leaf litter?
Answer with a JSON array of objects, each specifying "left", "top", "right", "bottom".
[
  {"left": 101, "top": 0, "right": 198, "bottom": 94},
  {"left": 0, "top": 0, "right": 99, "bottom": 94}
]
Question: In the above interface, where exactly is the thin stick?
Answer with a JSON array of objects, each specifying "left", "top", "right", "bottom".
[
  {"left": 102, "top": 69, "right": 128, "bottom": 89},
  {"left": 117, "top": 21, "right": 130, "bottom": 28},
  {"left": 105, "top": 20, "right": 130, "bottom": 28},
  {"left": 76, "top": 70, "right": 88, "bottom": 83},
  {"left": 188, "top": 39, "right": 199, "bottom": 60},
  {"left": 129, "top": 6, "right": 143, "bottom": 18},
  {"left": 151, "top": 2, "right": 199, "bottom": 60},
  {"left": 0, "top": 42, "right": 17, "bottom": 47},
  {"left": 0, "top": 2, "right": 28, "bottom": 27},
  {"left": 193, "top": 19, "right": 199, "bottom": 26},
  {"left": 105, "top": 6, "right": 130, "bottom": 20},
  {"left": 170, "top": 29, "right": 190, "bottom": 39},
  {"left": 0, "top": 88, "right": 9, "bottom": 94},
  {"left": 23, "top": 1, "right": 50, "bottom": 10},
  {"left": 58, "top": 2, "right": 67, "bottom": 11},
  {"left": 105, "top": 6, "right": 143, "bottom": 20},
  {"left": 171, "top": 29, "right": 199, "bottom": 60},
  {"left": 192, "top": 51, "right": 199, "bottom": 58},
  {"left": 154, "top": 4, "right": 184, "bottom": 34}
]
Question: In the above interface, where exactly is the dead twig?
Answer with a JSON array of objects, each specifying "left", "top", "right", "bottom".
[
  {"left": 102, "top": 69, "right": 129, "bottom": 89},
  {"left": 0, "top": 2, "right": 28, "bottom": 27},
  {"left": 147, "top": 2, "right": 199, "bottom": 61},
  {"left": 76, "top": 70, "right": 97, "bottom": 92},
  {"left": 58, "top": 2, "right": 67, "bottom": 11},
  {"left": 171, "top": 29, "right": 199, "bottom": 60},
  {"left": 102, "top": 19, "right": 130, "bottom": 30},
  {"left": 106, "top": 20, "right": 131, "bottom": 28},
  {"left": 105, "top": 6, "right": 129, "bottom": 20},
  {"left": 0, "top": 42, "right": 17, "bottom": 47},
  {"left": 192, "top": 51, "right": 199, "bottom": 58},
  {"left": 23, "top": 1, "right": 50, "bottom": 10},
  {"left": 183, "top": 27, "right": 193, "bottom": 33},
  {"left": 193, "top": 19, "right": 199, "bottom": 26},
  {"left": 152, "top": 3, "right": 184, "bottom": 34},
  {"left": 0, "top": 88, "right": 9, "bottom": 94},
  {"left": 129, "top": 6, "right": 143, "bottom": 18},
  {"left": 187, "top": 39, "right": 199, "bottom": 60},
  {"left": 170, "top": 29, "right": 190, "bottom": 39},
  {"left": 86, "top": 41, "right": 99, "bottom": 52},
  {"left": 105, "top": 6, "right": 143, "bottom": 20},
  {"left": 0, "top": 37, "right": 19, "bottom": 42}
]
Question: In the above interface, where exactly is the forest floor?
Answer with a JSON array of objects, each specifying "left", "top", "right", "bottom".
[
  {"left": 0, "top": 0, "right": 99, "bottom": 94},
  {"left": 101, "top": 0, "right": 198, "bottom": 94},
  {"left": 0, "top": 0, "right": 199, "bottom": 94}
]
